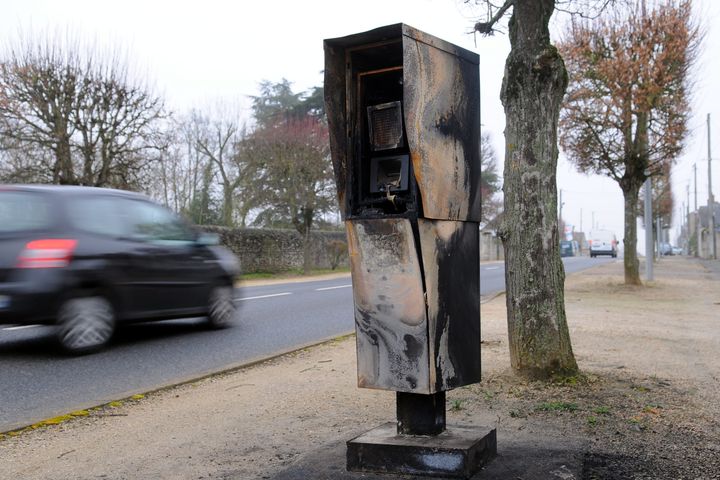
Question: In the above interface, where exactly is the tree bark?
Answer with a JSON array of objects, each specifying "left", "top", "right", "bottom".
[
  {"left": 222, "top": 184, "right": 234, "bottom": 227},
  {"left": 621, "top": 182, "right": 642, "bottom": 285},
  {"left": 303, "top": 228, "right": 312, "bottom": 275},
  {"left": 499, "top": 0, "right": 578, "bottom": 379}
]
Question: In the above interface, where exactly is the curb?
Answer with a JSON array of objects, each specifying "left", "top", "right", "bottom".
[
  {"left": 480, "top": 290, "right": 505, "bottom": 304},
  {"left": 0, "top": 330, "right": 356, "bottom": 438}
]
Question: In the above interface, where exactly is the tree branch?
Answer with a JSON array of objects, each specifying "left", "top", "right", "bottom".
[{"left": 474, "top": 0, "right": 514, "bottom": 34}]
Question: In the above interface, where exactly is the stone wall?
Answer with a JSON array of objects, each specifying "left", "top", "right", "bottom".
[
  {"left": 480, "top": 230, "right": 503, "bottom": 262},
  {"left": 202, "top": 226, "right": 348, "bottom": 274}
]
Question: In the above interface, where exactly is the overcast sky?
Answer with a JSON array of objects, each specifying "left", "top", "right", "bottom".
[{"left": 1, "top": 0, "right": 718, "bottom": 253}]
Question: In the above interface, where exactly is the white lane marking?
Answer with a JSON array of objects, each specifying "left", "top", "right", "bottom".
[
  {"left": 3, "top": 325, "right": 42, "bottom": 331},
  {"left": 235, "top": 292, "right": 292, "bottom": 301},
  {"left": 484, "top": 267, "right": 500, "bottom": 270},
  {"left": 315, "top": 284, "right": 352, "bottom": 291}
]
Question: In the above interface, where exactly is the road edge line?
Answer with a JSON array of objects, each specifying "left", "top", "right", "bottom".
[{"left": 0, "top": 330, "right": 356, "bottom": 439}]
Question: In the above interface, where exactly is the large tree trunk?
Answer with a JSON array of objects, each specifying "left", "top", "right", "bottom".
[
  {"left": 621, "top": 181, "right": 643, "bottom": 285},
  {"left": 222, "top": 185, "right": 234, "bottom": 227},
  {"left": 499, "top": 0, "right": 578, "bottom": 379},
  {"left": 54, "top": 132, "right": 75, "bottom": 185}
]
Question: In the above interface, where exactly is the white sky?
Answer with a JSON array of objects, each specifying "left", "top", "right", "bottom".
[{"left": 1, "top": 0, "right": 718, "bottom": 253}]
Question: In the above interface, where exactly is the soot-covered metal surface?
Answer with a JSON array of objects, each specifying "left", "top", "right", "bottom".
[{"left": 325, "top": 24, "right": 481, "bottom": 395}]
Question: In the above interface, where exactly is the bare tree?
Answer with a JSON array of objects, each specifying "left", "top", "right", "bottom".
[
  {"left": 72, "top": 56, "right": 167, "bottom": 188},
  {"left": 148, "top": 114, "right": 222, "bottom": 225},
  {"left": 0, "top": 32, "right": 80, "bottom": 184},
  {"left": 191, "top": 104, "right": 249, "bottom": 227},
  {"left": 0, "top": 29, "right": 167, "bottom": 189},
  {"left": 558, "top": 0, "right": 699, "bottom": 284}
]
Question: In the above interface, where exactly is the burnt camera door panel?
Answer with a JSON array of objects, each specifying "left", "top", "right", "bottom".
[
  {"left": 402, "top": 36, "right": 481, "bottom": 222},
  {"left": 346, "top": 218, "right": 431, "bottom": 394},
  {"left": 418, "top": 219, "right": 481, "bottom": 392}
]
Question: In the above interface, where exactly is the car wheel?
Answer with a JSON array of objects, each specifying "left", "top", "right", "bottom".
[
  {"left": 57, "top": 297, "right": 115, "bottom": 354},
  {"left": 207, "top": 284, "right": 236, "bottom": 329}
]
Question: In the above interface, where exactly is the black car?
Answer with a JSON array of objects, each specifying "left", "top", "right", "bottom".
[{"left": 0, "top": 185, "right": 240, "bottom": 354}]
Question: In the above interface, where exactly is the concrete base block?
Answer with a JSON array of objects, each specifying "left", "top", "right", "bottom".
[{"left": 346, "top": 422, "right": 496, "bottom": 478}]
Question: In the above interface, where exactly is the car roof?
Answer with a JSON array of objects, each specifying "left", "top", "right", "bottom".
[{"left": 0, "top": 184, "right": 147, "bottom": 199}]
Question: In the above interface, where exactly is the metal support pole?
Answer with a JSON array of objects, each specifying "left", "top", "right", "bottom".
[
  {"left": 559, "top": 189, "right": 563, "bottom": 227},
  {"left": 686, "top": 185, "right": 691, "bottom": 253},
  {"left": 708, "top": 114, "right": 716, "bottom": 259},
  {"left": 644, "top": 178, "right": 654, "bottom": 281},
  {"left": 695, "top": 164, "right": 700, "bottom": 257},
  {"left": 396, "top": 392, "right": 446, "bottom": 435},
  {"left": 656, "top": 215, "right": 662, "bottom": 259}
]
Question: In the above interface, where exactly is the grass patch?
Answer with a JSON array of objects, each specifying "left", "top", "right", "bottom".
[
  {"left": 593, "top": 406, "right": 611, "bottom": 415},
  {"left": 450, "top": 399, "right": 464, "bottom": 411},
  {"left": 550, "top": 373, "right": 590, "bottom": 386}
]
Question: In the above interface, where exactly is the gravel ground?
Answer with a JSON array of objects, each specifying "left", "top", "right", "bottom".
[{"left": 1, "top": 257, "right": 719, "bottom": 479}]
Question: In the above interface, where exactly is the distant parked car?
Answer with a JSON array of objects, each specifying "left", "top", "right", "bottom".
[
  {"left": 0, "top": 185, "right": 241, "bottom": 354},
  {"left": 672, "top": 246, "right": 683, "bottom": 255},
  {"left": 589, "top": 230, "right": 618, "bottom": 258},
  {"left": 660, "top": 243, "right": 674, "bottom": 256},
  {"left": 560, "top": 240, "right": 576, "bottom": 257}
]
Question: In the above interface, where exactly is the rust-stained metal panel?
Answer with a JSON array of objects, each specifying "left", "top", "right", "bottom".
[
  {"left": 402, "top": 31, "right": 481, "bottom": 222},
  {"left": 346, "top": 219, "right": 430, "bottom": 394},
  {"left": 419, "top": 220, "right": 481, "bottom": 392}
]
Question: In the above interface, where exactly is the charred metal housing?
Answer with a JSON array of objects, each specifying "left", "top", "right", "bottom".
[
  {"left": 325, "top": 24, "right": 494, "bottom": 478},
  {"left": 325, "top": 23, "right": 481, "bottom": 395}
]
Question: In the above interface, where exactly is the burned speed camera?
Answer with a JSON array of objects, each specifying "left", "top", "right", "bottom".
[
  {"left": 325, "top": 24, "right": 494, "bottom": 477},
  {"left": 325, "top": 23, "right": 481, "bottom": 396}
]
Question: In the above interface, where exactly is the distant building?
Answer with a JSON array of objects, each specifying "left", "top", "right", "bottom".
[
  {"left": 692, "top": 202, "right": 720, "bottom": 258},
  {"left": 480, "top": 213, "right": 503, "bottom": 262}
]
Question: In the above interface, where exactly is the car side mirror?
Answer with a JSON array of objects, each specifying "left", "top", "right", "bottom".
[{"left": 196, "top": 232, "right": 220, "bottom": 246}]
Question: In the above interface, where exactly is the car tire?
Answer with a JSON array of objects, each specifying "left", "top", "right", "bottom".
[
  {"left": 206, "top": 284, "right": 236, "bottom": 329},
  {"left": 57, "top": 297, "right": 115, "bottom": 354}
]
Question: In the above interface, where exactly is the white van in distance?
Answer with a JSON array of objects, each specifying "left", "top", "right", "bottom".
[{"left": 589, "top": 230, "right": 618, "bottom": 258}]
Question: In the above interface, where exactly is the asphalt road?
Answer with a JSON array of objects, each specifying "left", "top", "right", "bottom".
[
  {"left": 480, "top": 255, "right": 614, "bottom": 298},
  {"left": 0, "top": 255, "right": 614, "bottom": 432}
]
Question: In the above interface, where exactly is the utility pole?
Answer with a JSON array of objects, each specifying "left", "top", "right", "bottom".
[
  {"left": 694, "top": 163, "right": 700, "bottom": 257},
  {"left": 559, "top": 189, "right": 563, "bottom": 228},
  {"left": 708, "top": 114, "right": 716, "bottom": 259},
  {"left": 644, "top": 177, "right": 653, "bottom": 280},
  {"left": 686, "top": 185, "right": 691, "bottom": 253}
]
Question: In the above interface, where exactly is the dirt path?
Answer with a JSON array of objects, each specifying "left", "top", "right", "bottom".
[{"left": 1, "top": 257, "right": 719, "bottom": 479}]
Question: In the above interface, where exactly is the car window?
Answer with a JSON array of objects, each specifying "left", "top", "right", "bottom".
[
  {"left": 119, "top": 198, "right": 195, "bottom": 245},
  {"left": 67, "top": 196, "right": 126, "bottom": 237},
  {"left": 0, "top": 191, "right": 52, "bottom": 233}
]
